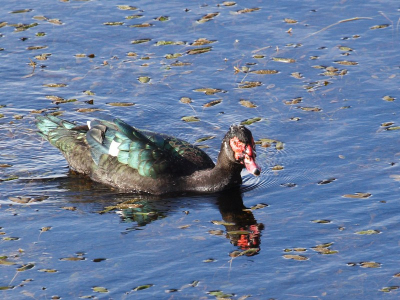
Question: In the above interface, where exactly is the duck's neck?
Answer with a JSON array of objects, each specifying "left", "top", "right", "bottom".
[{"left": 182, "top": 145, "right": 243, "bottom": 193}]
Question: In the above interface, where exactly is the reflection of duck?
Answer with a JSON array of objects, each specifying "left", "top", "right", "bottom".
[
  {"left": 36, "top": 115, "right": 261, "bottom": 195},
  {"left": 55, "top": 174, "right": 263, "bottom": 251},
  {"left": 216, "top": 189, "right": 263, "bottom": 254}
]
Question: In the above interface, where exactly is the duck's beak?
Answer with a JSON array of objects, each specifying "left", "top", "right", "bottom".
[{"left": 244, "top": 145, "right": 261, "bottom": 176}]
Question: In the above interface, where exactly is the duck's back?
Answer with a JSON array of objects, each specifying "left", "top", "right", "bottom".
[{"left": 36, "top": 116, "right": 215, "bottom": 193}]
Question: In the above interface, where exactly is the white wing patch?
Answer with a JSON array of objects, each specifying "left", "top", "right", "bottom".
[
  {"left": 109, "top": 140, "right": 121, "bottom": 156},
  {"left": 87, "top": 121, "right": 91, "bottom": 129}
]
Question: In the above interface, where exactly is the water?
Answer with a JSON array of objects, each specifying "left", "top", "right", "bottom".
[{"left": 1, "top": 0, "right": 400, "bottom": 299}]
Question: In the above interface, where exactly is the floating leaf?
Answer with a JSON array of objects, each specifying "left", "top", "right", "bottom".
[
  {"left": 165, "top": 53, "right": 182, "bottom": 59},
  {"left": 238, "top": 81, "right": 262, "bottom": 89},
  {"left": 194, "top": 88, "right": 224, "bottom": 95},
  {"left": 250, "top": 203, "right": 269, "bottom": 210},
  {"left": 155, "top": 15, "right": 169, "bottom": 21},
  {"left": 239, "top": 99, "right": 257, "bottom": 108},
  {"left": 284, "top": 97, "right": 302, "bottom": 105},
  {"left": 171, "top": 61, "right": 191, "bottom": 67},
  {"left": 155, "top": 40, "right": 185, "bottom": 46},
  {"left": 126, "top": 14, "right": 143, "bottom": 20},
  {"left": 203, "top": 99, "right": 222, "bottom": 107},
  {"left": 272, "top": 57, "right": 295, "bottom": 63},
  {"left": 60, "top": 257, "right": 85, "bottom": 261},
  {"left": 312, "top": 219, "right": 331, "bottom": 224},
  {"left": 131, "top": 39, "right": 151, "bottom": 44},
  {"left": 250, "top": 69, "right": 279, "bottom": 75},
  {"left": 17, "top": 263, "right": 35, "bottom": 271},
  {"left": 211, "top": 220, "right": 235, "bottom": 226},
  {"left": 187, "top": 47, "right": 212, "bottom": 55},
  {"left": 208, "top": 230, "right": 224, "bottom": 236},
  {"left": 92, "top": 286, "right": 108, "bottom": 293},
  {"left": 39, "top": 268, "right": 57, "bottom": 273},
  {"left": 339, "top": 46, "right": 353, "bottom": 51},
  {"left": 356, "top": 229, "right": 380, "bottom": 235},
  {"left": 3, "top": 237, "right": 20, "bottom": 241},
  {"left": 236, "top": 8, "right": 260, "bottom": 14},
  {"left": 272, "top": 165, "right": 284, "bottom": 171},
  {"left": 227, "top": 230, "right": 251, "bottom": 235},
  {"left": 43, "top": 83, "right": 67, "bottom": 88},
  {"left": 0, "top": 258, "right": 16, "bottom": 266},
  {"left": 107, "top": 102, "right": 135, "bottom": 107},
  {"left": 197, "top": 12, "right": 219, "bottom": 23},
  {"left": 103, "top": 21, "right": 124, "bottom": 26},
  {"left": 11, "top": 9, "right": 33, "bottom": 13},
  {"left": 284, "top": 18, "right": 297, "bottom": 23},
  {"left": 383, "top": 95, "right": 395, "bottom": 102},
  {"left": 370, "top": 24, "right": 389, "bottom": 30},
  {"left": 138, "top": 76, "right": 150, "bottom": 83},
  {"left": 318, "top": 178, "right": 336, "bottom": 185},
  {"left": 117, "top": 5, "right": 137, "bottom": 10},
  {"left": 180, "top": 97, "right": 192, "bottom": 104},
  {"left": 241, "top": 117, "right": 261, "bottom": 125},
  {"left": 312, "top": 246, "right": 338, "bottom": 255},
  {"left": 360, "top": 261, "right": 381, "bottom": 268},
  {"left": 76, "top": 108, "right": 102, "bottom": 113},
  {"left": 229, "top": 248, "right": 259, "bottom": 257},
  {"left": 133, "top": 284, "right": 153, "bottom": 291},
  {"left": 208, "top": 290, "right": 234, "bottom": 298},
  {"left": 335, "top": 60, "right": 358, "bottom": 66},
  {"left": 181, "top": 116, "right": 200, "bottom": 122},
  {"left": 191, "top": 38, "right": 215, "bottom": 46},
  {"left": 196, "top": 136, "right": 215, "bottom": 143},
  {"left": 299, "top": 106, "right": 322, "bottom": 112},
  {"left": 386, "top": 126, "right": 400, "bottom": 131},
  {"left": 253, "top": 54, "right": 265, "bottom": 59},
  {"left": 223, "top": 2, "right": 236, "bottom": 6},
  {"left": 130, "top": 23, "right": 152, "bottom": 28},
  {"left": 343, "top": 192, "right": 371, "bottom": 199},
  {"left": 40, "top": 226, "right": 52, "bottom": 232},
  {"left": 283, "top": 254, "right": 308, "bottom": 261},
  {"left": 380, "top": 286, "right": 399, "bottom": 293}
]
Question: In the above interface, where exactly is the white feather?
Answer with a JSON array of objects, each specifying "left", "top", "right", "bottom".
[
  {"left": 108, "top": 140, "right": 121, "bottom": 156},
  {"left": 87, "top": 121, "right": 91, "bottom": 129}
]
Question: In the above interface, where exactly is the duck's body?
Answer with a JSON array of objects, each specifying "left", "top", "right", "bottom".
[{"left": 35, "top": 115, "right": 260, "bottom": 195}]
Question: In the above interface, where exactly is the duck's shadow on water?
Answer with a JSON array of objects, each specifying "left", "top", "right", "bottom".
[{"left": 32, "top": 171, "right": 264, "bottom": 254}]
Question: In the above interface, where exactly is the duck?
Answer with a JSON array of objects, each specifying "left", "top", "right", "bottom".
[{"left": 35, "top": 115, "right": 261, "bottom": 195}]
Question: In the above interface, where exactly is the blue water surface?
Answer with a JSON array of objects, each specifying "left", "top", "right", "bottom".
[{"left": 1, "top": 0, "right": 400, "bottom": 299}]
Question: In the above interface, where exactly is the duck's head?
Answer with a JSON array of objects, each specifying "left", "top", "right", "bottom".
[{"left": 224, "top": 125, "right": 261, "bottom": 176}]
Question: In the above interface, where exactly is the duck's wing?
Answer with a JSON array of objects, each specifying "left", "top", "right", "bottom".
[{"left": 86, "top": 118, "right": 213, "bottom": 179}]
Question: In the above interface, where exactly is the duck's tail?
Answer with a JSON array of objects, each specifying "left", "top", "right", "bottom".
[{"left": 35, "top": 115, "right": 92, "bottom": 174}]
